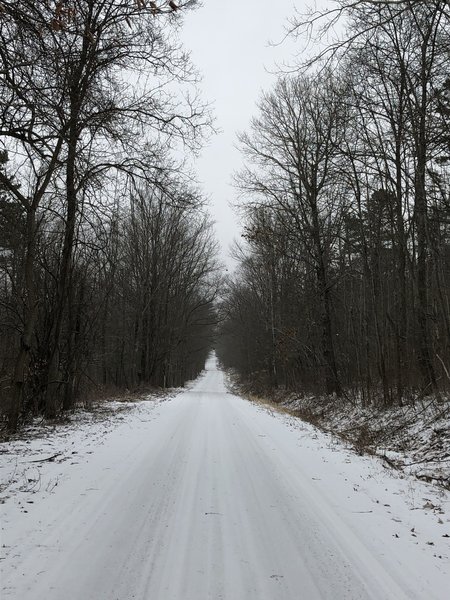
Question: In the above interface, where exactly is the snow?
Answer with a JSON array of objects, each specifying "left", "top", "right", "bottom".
[
  {"left": 276, "top": 390, "right": 450, "bottom": 487},
  {"left": 1, "top": 356, "right": 449, "bottom": 599}
]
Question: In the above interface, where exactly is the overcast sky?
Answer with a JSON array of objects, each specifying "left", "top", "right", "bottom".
[{"left": 180, "top": 1, "right": 304, "bottom": 268}]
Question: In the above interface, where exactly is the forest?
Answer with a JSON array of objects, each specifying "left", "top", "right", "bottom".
[
  {"left": 217, "top": 1, "right": 450, "bottom": 407},
  {"left": 0, "top": 0, "right": 219, "bottom": 431},
  {"left": 1, "top": 3, "right": 449, "bottom": 598},
  {"left": 1, "top": 0, "right": 450, "bottom": 434}
]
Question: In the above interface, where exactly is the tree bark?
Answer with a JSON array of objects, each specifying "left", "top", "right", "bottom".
[
  {"left": 9, "top": 208, "right": 38, "bottom": 430},
  {"left": 45, "top": 112, "right": 79, "bottom": 418}
]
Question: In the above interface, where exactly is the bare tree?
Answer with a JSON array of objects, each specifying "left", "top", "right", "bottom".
[
  {"left": 237, "top": 73, "right": 348, "bottom": 396},
  {"left": 222, "top": 2, "right": 450, "bottom": 405},
  {"left": 0, "top": 0, "right": 213, "bottom": 428}
]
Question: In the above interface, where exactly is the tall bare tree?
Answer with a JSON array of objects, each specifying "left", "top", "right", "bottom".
[{"left": 237, "top": 74, "right": 347, "bottom": 395}]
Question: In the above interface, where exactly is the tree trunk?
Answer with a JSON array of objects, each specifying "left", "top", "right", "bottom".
[
  {"left": 414, "top": 53, "right": 437, "bottom": 393},
  {"left": 311, "top": 202, "right": 341, "bottom": 397},
  {"left": 45, "top": 113, "right": 79, "bottom": 418},
  {"left": 8, "top": 208, "right": 38, "bottom": 431}
]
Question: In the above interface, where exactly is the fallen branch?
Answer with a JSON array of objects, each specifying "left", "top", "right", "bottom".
[{"left": 29, "top": 453, "right": 62, "bottom": 463}]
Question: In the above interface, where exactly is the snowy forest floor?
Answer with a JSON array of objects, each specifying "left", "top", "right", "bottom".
[
  {"left": 231, "top": 377, "right": 450, "bottom": 490},
  {"left": 0, "top": 386, "right": 178, "bottom": 507}
]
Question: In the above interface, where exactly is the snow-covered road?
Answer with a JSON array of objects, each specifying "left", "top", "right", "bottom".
[{"left": 1, "top": 356, "right": 449, "bottom": 599}]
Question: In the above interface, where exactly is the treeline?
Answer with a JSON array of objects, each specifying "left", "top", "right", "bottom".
[
  {"left": 217, "top": 2, "right": 450, "bottom": 405},
  {"left": 0, "top": 0, "right": 218, "bottom": 430}
]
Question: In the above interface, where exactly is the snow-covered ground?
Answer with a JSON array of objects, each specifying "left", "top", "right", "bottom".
[
  {"left": 1, "top": 356, "right": 449, "bottom": 599},
  {"left": 272, "top": 390, "right": 450, "bottom": 488}
]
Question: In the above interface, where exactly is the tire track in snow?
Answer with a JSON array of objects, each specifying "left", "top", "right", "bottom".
[{"left": 2, "top": 357, "right": 447, "bottom": 599}]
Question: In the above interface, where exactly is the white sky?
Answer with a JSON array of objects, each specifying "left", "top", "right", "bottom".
[{"left": 181, "top": 1, "right": 304, "bottom": 268}]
